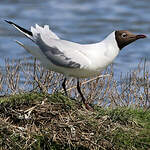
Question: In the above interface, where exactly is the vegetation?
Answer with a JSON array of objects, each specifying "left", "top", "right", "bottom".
[
  {"left": 0, "top": 92, "right": 150, "bottom": 149},
  {"left": 0, "top": 58, "right": 150, "bottom": 149}
]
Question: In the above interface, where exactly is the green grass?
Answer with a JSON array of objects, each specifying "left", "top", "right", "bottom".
[{"left": 0, "top": 92, "right": 150, "bottom": 150}]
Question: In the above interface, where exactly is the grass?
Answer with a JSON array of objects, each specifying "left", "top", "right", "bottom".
[
  {"left": 0, "top": 58, "right": 150, "bottom": 149},
  {"left": 0, "top": 92, "right": 150, "bottom": 150}
]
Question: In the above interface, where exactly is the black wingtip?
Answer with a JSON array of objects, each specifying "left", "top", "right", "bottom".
[
  {"left": 4, "top": 20, "right": 13, "bottom": 24},
  {"left": 4, "top": 20, "right": 33, "bottom": 37}
]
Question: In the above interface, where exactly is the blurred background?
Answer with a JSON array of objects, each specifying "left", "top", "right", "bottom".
[{"left": 0, "top": 0, "right": 150, "bottom": 78}]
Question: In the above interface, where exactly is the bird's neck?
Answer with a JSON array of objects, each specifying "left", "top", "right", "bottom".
[{"left": 101, "top": 31, "right": 120, "bottom": 58}]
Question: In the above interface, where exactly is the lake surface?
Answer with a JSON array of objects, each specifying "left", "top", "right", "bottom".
[{"left": 0, "top": 0, "right": 150, "bottom": 78}]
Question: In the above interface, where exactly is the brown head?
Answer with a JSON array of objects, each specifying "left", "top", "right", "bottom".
[{"left": 115, "top": 30, "right": 146, "bottom": 50}]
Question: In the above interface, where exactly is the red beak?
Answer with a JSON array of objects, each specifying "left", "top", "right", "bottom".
[{"left": 136, "top": 34, "right": 147, "bottom": 39}]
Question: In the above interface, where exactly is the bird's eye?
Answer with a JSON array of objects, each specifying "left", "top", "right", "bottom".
[{"left": 121, "top": 33, "right": 127, "bottom": 38}]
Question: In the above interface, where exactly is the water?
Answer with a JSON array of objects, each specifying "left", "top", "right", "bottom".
[{"left": 0, "top": 0, "right": 150, "bottom": 78}]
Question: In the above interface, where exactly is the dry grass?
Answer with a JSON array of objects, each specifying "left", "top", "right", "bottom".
[
  {"left": 0, "top": 57, "right": 150, "bottom": 149},
  {"left": 0, "top": 92, "right": 150, "bottom": 150},
  {"left": 0, "top": 57, "right": 150, "bottom": 109}
]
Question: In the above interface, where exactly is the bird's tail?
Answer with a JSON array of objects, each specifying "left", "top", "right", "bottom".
[{"left": 5, "top": 20, "right": 59, "bottom": 42}]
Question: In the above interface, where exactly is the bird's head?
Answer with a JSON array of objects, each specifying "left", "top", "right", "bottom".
[{"left": 115, "top": 30, "right": 147, "bottom": 50}]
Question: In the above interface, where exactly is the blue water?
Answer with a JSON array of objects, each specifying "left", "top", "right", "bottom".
[{"left": 0, "top": 0, "right": 150, "bottom": 78}]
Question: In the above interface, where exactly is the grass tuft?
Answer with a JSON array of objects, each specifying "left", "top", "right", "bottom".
[{"left": 0, "top": 92, "right": 150, "bottom": 149}]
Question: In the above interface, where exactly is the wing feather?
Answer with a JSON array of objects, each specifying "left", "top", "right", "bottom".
[
  {"left": 6, "top": 21, "right": 91, "bottom": 69},
  {"left": 36, "top": 36, "right": 83, "bottom": 68}
]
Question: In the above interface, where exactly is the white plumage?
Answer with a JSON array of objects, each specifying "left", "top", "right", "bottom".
[{"left": 16, "top": 24, "right": 119, "bottom": 78}]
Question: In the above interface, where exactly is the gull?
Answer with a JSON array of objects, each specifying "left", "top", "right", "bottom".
[{"left": 5, "top": 20, "right": 146, "bottom": 109}]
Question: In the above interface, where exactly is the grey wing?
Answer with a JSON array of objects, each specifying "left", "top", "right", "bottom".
[
  {"left": 30, "top": 24, "right": 91, "bottom": 69},
  {"left": 36, "top": 37, "right": 88, "bottom": 68}
]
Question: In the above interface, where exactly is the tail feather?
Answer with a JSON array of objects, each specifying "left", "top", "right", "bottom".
[
  {"left": 43, "top": 25, "right": 59, "bottom": 40},
  {"left": 31, "top": 24, "right": 60, "bottom": 40},
  {"left": 5, "top": 20, "right": 60, "bottom": 42}
]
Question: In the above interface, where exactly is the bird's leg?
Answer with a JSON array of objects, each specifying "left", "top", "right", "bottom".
[
  {"left": 77, "top": 79, "right": 93, "bottom": 110},
  {"left": 77, "top": 79, "right": 86, "bottom": 104},
  {"left": 62, "top": 77, "right": 68, "bottom": 96}
]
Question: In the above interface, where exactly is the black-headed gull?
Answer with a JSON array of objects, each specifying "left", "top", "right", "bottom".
[{"left": 5, "top": 20, "right": 146, "bottom": 109}]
